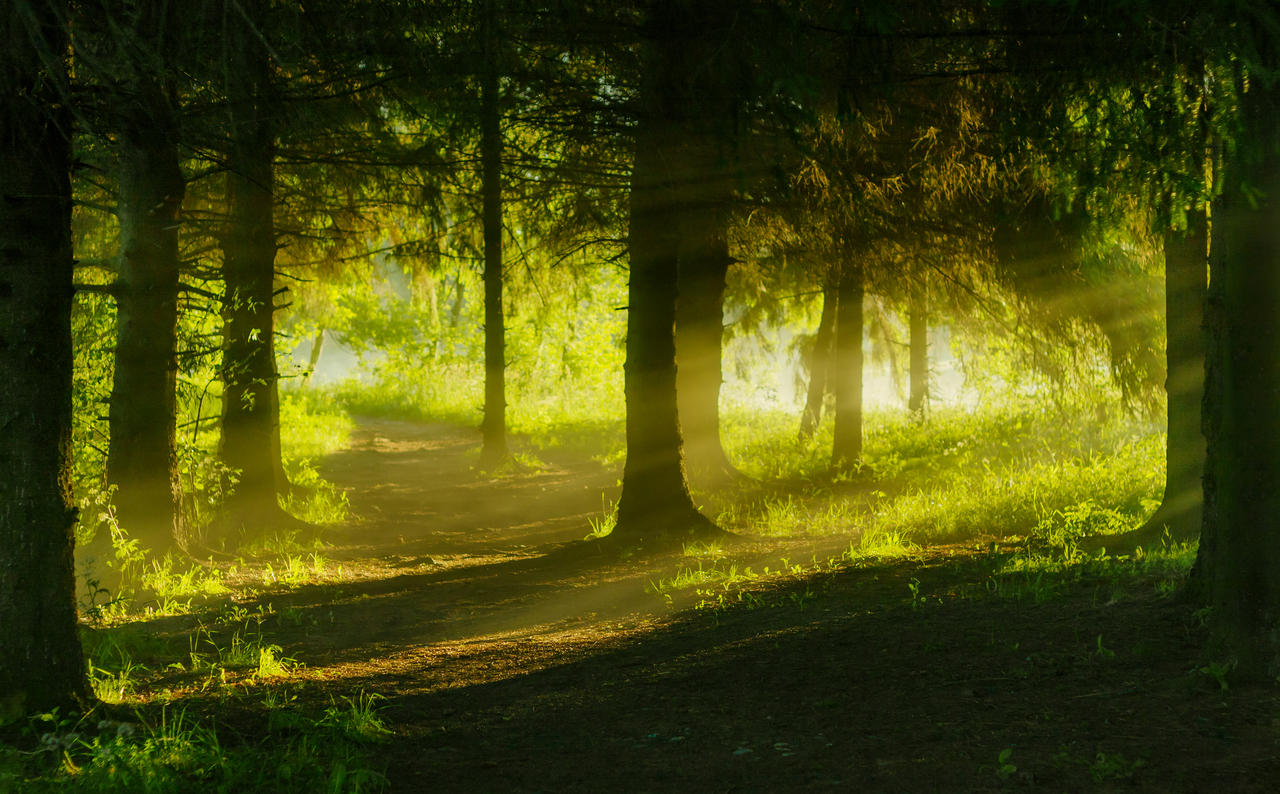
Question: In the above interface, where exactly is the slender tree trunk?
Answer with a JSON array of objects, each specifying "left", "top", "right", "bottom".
[
  {"left": 831, "top": 253, "right": 864, "bottom": 468},
  {"left": 108, "top": 80, "right": 186, "bottom": 553},
  {"left": 1111, "top": 214, "right": 1208, "bottom": 554},
  {"left": 219, "top": 34, "right": 288, "bottom": 529},
  {"left": 799, "top": 274, "right": 837, "bottom": 441},
  {"left": 0, "top": 2, "right": 90, "bottom": 717},
  {"left": 612, "top": 19, "right": 718, "bottom": 544},
  {"left": 1194, "top": 81, "right": 1280, "bottom": 678},
  {"left": 908, "top": 274, "right": 928, "bottom": 418},
  {"left": 676, "top": 190, "right": 735, "bottom": 480},
  {"left": 479, "top": 0, "right": 507, "bottom": 463},
  {"left": 304, "top": 329, "right": 325, "bottom": 384}
]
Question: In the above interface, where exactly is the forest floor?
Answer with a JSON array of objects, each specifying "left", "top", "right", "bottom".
[{"left": 102, "top": 418, "right": 1280, "bottom": 791}]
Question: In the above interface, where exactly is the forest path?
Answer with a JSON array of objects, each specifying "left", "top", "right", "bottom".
[
  {"left": 321, "top": 417, "right": 618, "bottom": 560},
  {"left": 291, "top": 416, "right": 829, "bottom": 683},
  {"left": 294, "top": 417, "right": 658, "bottom": 666}
]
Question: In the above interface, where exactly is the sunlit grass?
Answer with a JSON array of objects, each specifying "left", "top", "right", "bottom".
[
  {"left": 143, "top": 555, "right": 231, "bottom": 601},
  {"left": 584, "top": 496, "right": 618, "bottom": 540},
  {"left": 846, "top": 528, "right": 919, "bottom": 559},
  {"left": 869, "top": 439, "right": 1160, "bottom": 545},
  {"left": 714, "top": 399, "right": 1162, "bottom": 547},
  {"left": 87, "top": 659, "right": 142, "bottom": 704},
  {"left": 718, "top": 494, "right": 861, "bottom": 538}
]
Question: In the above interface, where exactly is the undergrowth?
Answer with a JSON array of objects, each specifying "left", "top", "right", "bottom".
[{"left": 0, "top": 697, "right": 389, "bottom": 793}]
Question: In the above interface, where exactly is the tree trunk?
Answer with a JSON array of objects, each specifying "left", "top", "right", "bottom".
[
  {"left": 107, "top": 79, "right": 186, "bottom": 554},
  {"left": 676, "top": 191, "right": 735, "bottom": 481},
  {"left": 480, "top": 0, "right": 507, "bottom": 464},
  {"left": 0, "top": 2, "right": 90, "bottom": 717},
  {"left": 799, "top": 274, "right": 837, "bottom": 441},
  {"left": 218, "top": 33, "right": 288, "bottom": 531},
  {"left": 1110, "top": 214, "right": 1208, "bottom": 554},
  {"left": 831, "top": 253, "right": 864, "bottom": 468},
  {"left": 304, "top": 328, "right": 325, "bottom": 384},
  {"left": 908, "top": 274, "right": 928, "bottom": 418},
  {"left": 1194, "top": 81, "right": 1280, "bottom": 678},
  {"left": 612, "top": 16, "right": 718, "bottom": 545}
]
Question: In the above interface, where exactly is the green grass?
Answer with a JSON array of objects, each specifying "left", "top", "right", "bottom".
[
  {"left": 714, "top": 400, "right": 1162, "bottom": 548},
  {"left": 74, "top": 387, "right": 357, "bottom": 625},
  {"left": 0, "top": 702, "right": 389, "bottom": 792}
]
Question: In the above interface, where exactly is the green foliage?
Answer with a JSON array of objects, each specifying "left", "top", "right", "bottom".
[
  {"left": 319, "top": 693, "right": 391, "bottom": 743},
  {"left": 585, "top": 497, "right": 618, "bottom": 540},
  {"left": 1198, "top": 660, "right": 1232, "bottom": 692},
  {"left": 1031, "top": 501, "right": 1131, "bottom": 562},
  {"left": 995, "top": 748, "right": 1018, "bottom": 780},
  {"left": 0, "top": 705, "right": 388, "bottom": 792}
]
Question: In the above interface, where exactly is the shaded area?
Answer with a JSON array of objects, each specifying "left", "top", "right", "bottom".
[
  {"left": 365, "top": 567, "right": 1278, "bottom": 793},
  {"left": 100, "top": 419, "right": 1277, "bottom": 792}
]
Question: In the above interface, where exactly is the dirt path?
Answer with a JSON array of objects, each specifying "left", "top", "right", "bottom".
[{"left": 272, "top": 418, "right": 1280, "bottom": 792}]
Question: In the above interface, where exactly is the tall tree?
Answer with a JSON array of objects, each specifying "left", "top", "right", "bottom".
[
  {"left": 217, "top": 7, "right": 289, "bottom": 529},
  {"left": 670, "top": 1, "right": 746, "bottom": 484},
  {"left": 0, "top": 0, "right": 90, "bottom": 716},
  {"left": 613, "top": 0, "right": 719, "bottom": 545},
  {"left": 1114, "top": 212, "right": 1208, "bottom": 552},
  {"left": 479, "top": 0, "right": 508, "bottom": 463},
  {"left": 675, "top": 165, "right": 735, "bottom": 480},
  {"left": 1194, "top": 71, "right": 1280, "bottom": 678},
  {"left": 105, "top": 0, "right": 187, "bottom": 552}
]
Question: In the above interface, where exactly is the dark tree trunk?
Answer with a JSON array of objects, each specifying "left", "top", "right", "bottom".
[
  {"left": 831, "top": 254, "right": 864, "bottom": 468},
  {"left": 480, "top": 0, "right": 507, "bottom": 463},
  {"left": 218, "top": 34, "right": 288, "bottom": 529},
  {"left": 107, "top": 79, "right": 186, "bottom": 553},
  {"left": 0, "top": 2, "right": 90, "bottom": 716},
  {"left": 1194, "top": 81, "right": 1280, "bottom": 678},
  {"left": 1111, "top": 214, "right": 1208, "bottom": 554},
  {"left": 799, "top": 274, "right": 837, "bottom": 441},
  {"left": 908, "top": 275, "right": 928, "bottom": 417},
  {"left": 612, "top": 11, "right": 718, "bottom": 544},
  {"left": 676, "top": 191, "right": 735, "bottom": 480}
]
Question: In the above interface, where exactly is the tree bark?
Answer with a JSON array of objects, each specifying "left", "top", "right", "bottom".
[
  {"left": 613, "top": 7, "right": 719, "bottom": 545},
  {"left": 107, "top": 78, "right": 186, "bottom": 553},
  {"left": 480, "top": 0, "right": 507, "bottom": 463},
  {"left": 799, "top": 273, "right": 837, "bottom": 441},
  {"left": 1110, "top": 214, "right": 1208, "bottom": 554},
  {"left": 831, "top": 253, "right": 864, "bottom": 468},
  {"left": 1194, "top": 80, "right": 1280, "bottom": 678},
  {"left": 0, "top": 2, "right": 90, "bottom": 717},
  {"left": 218, "top": 30, "right": 288, "bottom": 530},
  {"left": 676, "top": 189, "right": 735, "bottom": 480},
  {"left": 908, "top": 274, "right": 928, "bottom": 418}
]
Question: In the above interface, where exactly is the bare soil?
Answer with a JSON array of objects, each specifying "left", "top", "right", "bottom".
[{"left": 178, "top": 419, "right": 1280, "bottom": 791}]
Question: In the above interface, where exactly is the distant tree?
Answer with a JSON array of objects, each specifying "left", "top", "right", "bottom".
[
  {"left": 907, "top": 268, "right": 929, "bottom": 417},
  {"left": 798, "top": 273, "right": 838, "bottom": 441},
  {"left": 0, "top": 0, "right": 90, "bottom": 716}
]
